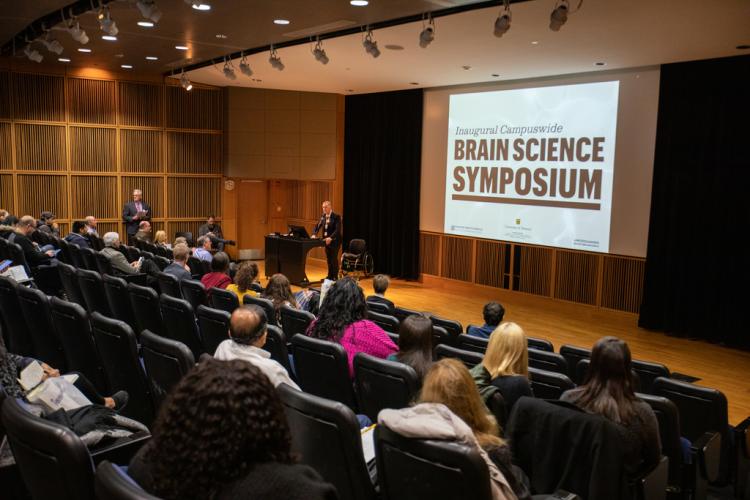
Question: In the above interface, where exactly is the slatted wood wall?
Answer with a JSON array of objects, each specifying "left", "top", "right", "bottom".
[
  {"left": 281, "top": 180, "right": 334, "bottom": 259},
  {"left": 419, "top": 231, "right": 646, "bottom": 313},
  {"left": 0, "top": 69, "right": 223, "bottom": 241}
]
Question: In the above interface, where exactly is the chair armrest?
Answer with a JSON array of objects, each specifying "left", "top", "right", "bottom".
[
  {"left": 90, "top": 431, "right": 151, "bottom": 466},
  {"left": 691, "top": 431, "right": 721, "bottom": 483},
  {"left": 638, "top": 455, "right": 668, "bottom": 500},
  {"left": 735, "top": 416, "right": 750, "bottom": 459},
  {"left": 120, "top": 273, "right": 148, "bottom": 286}
]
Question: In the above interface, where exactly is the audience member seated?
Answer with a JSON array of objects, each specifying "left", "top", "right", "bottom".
[
  {"left": 85, "top": 215, "right": 99, "bottom": 237},
  {"left": 128, "top": 358, "right": 336, "bottom": 500},
  {"left": 467, "top": 302, "right": 505, "bottom": 339},
  {"left": 0, "top": 337, "right": 127, "bottom": 411},
  {"left": 198, "top": 215, "right": 235, "bottom": 252},
  {"left": 471, "top": 322, "right": 533, "bottom": 413},
  {"left": 173, "top": 236, "right": 188, "bottom": 247},
  {"left": 307, "top": 277, "right": 397, "bottom": 378},
  {"left": 379, "top": 357, "right": 526, "bottom": 500},
  {"left": 193, "top": 236, "right": 213, "bottom": 262},
  {"left": 0, "top": 209, "right": 8, "bottom": 224},
  {"left": 560, "top": 336, "right": 661, "bottom": 476},
  {"left": 214, "top": 305, "right": 299, "bottom": 389},
  {"left": 387, "top": 314, "right": 433, "bottom": 380},
  {"left": 294, "top": 287, "right": 319, "bottom": 314},
  {"left": 36, "top": 211, "right": 60, "bottom": 238},
  {"left": 366, "top": 274, "right": 395, "bottom": 314},
  {"left": 0, "top": 214, "right": 17, "bottom": 236},
  {"left": 64, "top": 220, "right": 92, "bottom": 249},
  {"left": 163, "top": 243, "right": 192, "bottom": 281},
  {"left": 134, "top": 221, "right": 152, "bottom": 243},
  {"left": 100, "top": 232, "right": 158, "bottom": 278},
  {"left": 154, "top": 230, "right": 170, "bottom": 249},
  {"left": 201, "top": 251, "right": 232, "bottom": 293},
  {"left": 6, "top": 215, "right": 56, "bottom": 266},
  {"left": 262, "top": 273, "right": 297, "bottom": 323},
  {"left": 226, "top": 261, "right": 260, "bottom": 301}
]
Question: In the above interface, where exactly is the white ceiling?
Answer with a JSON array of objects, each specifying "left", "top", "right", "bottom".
[{"left": 184, "top": 0, "right": 750, "bottom": 94}]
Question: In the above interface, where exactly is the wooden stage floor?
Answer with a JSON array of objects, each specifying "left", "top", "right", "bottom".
[{"left": 259, "top": 259, "right": 750, "bottom": 425}]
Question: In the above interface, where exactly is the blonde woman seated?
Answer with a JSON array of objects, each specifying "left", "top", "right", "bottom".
[
  {"left": 154, "top": 230, "right": 170, "bottom": 249},
  {"left": 226, "top": 261, "right": 260, "bottom": 301},
  {"left": 380, "top": 358, "right": 529, "bottom": 500},
  {"left": 471, "top": 322, "right": 533, "bottom": 413}
]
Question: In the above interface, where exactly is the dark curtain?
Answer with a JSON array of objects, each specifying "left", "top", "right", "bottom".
[
  {"left": 343, "top": 89, "right": 423, "bottom": 279},
  {"left": 639, "top": 55, "right": 750, "bottom": 349}
]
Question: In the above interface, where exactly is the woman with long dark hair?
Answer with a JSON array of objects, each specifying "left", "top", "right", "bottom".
[
  {"left": 388, "top": 314, "right": 433, "bottom": 380},
  {"left": 128, "top": 358, "right": 336, "bottom": 500},
  {"left": 262, "top": 273, "right": 297, "bottom": 322},
  {"left": 306, "top": 277, "right": 397, "bottom": 377},
  {"left": 560, "top": 336, "right": 661, "bottom": 474}
]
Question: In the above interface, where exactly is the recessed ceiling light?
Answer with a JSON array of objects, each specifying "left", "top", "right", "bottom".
[
  {"left": 385, "top": 44, "right": 404, "bottom": 50},
  {"left": 121, "top": 64, "right": 133, "bottom": 69},
  {"left": 146, "top": 56, "right": 158, "bottom": 60},
  {"left": 350, "top": 0, "right": 369, "bottom": 5},
  {"left": 462, "top": 65, "right": 472, "bottom": 70},
  {"left": 409, "top": 82, "right": 419, "bottom": 85},
  {"left": 347, "top": 89, "right": 354, "bottom": 92},
  {"left": 215, "top": 34, "right": 227, "bottom": 39},
  {"left": 192, "top": 3, "right": 211, "bottom": 11},
  {"left": 175, "top": 45, "right": 189, "bottom": 50},
  {"left": 737, "top": 44, "right": 750, "bottom": 50},
  {"left": 58, "top": 57, "right": 71, "bottom": 63},
  {"left": 273, "top": 19, "right": 290, "bottom": 25},
  {"left": 491, "top": 73, "right": 500, "bottom": 77},
  {"left": 594, "top": 62, "right": 606, "bottom": 66},
  {"left": 137, "top": 21, "right": 154, "bottom": 28},
  {"left": 102, "top": 35, "right": 117, "bottom": 41},
  {"left": 531, "top": 40, "right": 539, "bottom": 45},
  {"left": 78, "top": 48, "right": 92, "bottom": 53}
]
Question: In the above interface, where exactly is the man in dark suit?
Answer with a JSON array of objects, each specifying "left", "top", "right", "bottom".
[
  {"left": 122, "top": 189, "right": 151, "bottom": 246},
  {"left": 311, "top": 200, "right": 341, "bottom": 281}
]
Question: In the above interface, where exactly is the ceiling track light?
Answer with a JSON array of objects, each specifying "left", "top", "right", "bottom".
[
  {"left": 222, "top": 58, "right": 237, "bottom": 80},
  {"left": 180, "top": 70, "right": 193, "bottom": 91},
  {"left": 550, "top": 0, "right": 581, "bottom": 32},
  {"left": 362, "top": 28, "right": 380, "bottom": 58},
  {"left": 65, "top": 14, "right": 89, "bottom": 45},
  {"left": 419, "top": 14, "right": 435, "bottom": 48},
  {"left": 312, "top": 38, "right": 329, "bottom": 64},
  {"left": 239, "top": 53, "right": 253, "bottom": 76},
  {"left": 136, "top": 0, "right": 162, "bottom": 23},
  {"left": 40, "top": 28, "right": 64, "bottom": 55},
  {"left": 494, "top": 0, "right": 512, "bottom": 38},
  {"left": 97, "top": 5, "right": 118, "bottom": 36},
  {"left": 23, "top": 43, "right": 43, "bottom": 63},
  {"left": 268, "top": 46, "right": 284, "bottom": 71}
]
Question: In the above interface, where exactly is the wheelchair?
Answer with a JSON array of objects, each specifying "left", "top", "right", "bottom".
[{"left": 339, "top": 239, "right": 374, "bottom": 280}]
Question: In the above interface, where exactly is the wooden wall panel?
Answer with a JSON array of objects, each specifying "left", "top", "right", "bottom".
[
  {"left": 166, "top": 132, "right": 222, "bottom": 174},
  {"left": 0, "top": 71, "right": 10, "bottom": 119},
  {"left": 96, "top": 221, "right": 120, "bottom": 236},
  {"left": 555, "top": 251, "right": 599, "bottom": 305},
  {"left": 70, "top": 127, "right": 117, "bottom": 172},
  {"left": 16, "top": 174, "right": 67, "bottom": 219},
  {"left": 441, "top": 236, "right": 473, "bottom": 282},
  {"left": 1, "top": 174, "right": 13, "bottom": 212},
  {"left": 121, "top": 176, "right": 164, "bottom": 218},
  {"left": 306, "top": 181, "right": 331, "bottom": 219},
  {"left": 68, "top": 78, "right": 116, "bottom": 124},
  {"left": 12, "top": 73, "right": 65, "bottom": 122},
  {"left": 518, "top": 245, "right": 553, "bottom": 296},
  {"left": 287, "top": 181, "right": 304, "bottom": 219},
  {"left": 0, "top": 122, "right": 11, "bottom": 169},
  {"left": 70, "top": 175, "right": 118, "bottom": 219},
  {"left": 166, "top": 86, "right": 223, "bottom": 130},
  {"left": 475, "top": 240, "right": 506, "bottom": 288},
  {"left": 15, "top": 124, "right": 66, "bottom": 171},
  {"left": 420, "top": 232, "right": 441, "bottom": 276},
  {"left": 167, "top": 177, "right": 221, "bottom": 218},
  {"left": 119, "top": 82, "right": 162, "bottom": 127},
  {"left": 602, "top": 256, "right": 645, "bottom": 313},
  {"left": 121, "top": 129, "right": 162, "bottom": 172}
]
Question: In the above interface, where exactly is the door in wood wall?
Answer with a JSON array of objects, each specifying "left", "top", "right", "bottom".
[{"left": 237, "top": 180, "right": 268, "bottom": 259}]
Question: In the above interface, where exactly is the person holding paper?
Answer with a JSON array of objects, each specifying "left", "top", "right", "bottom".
[
  {"left": 311, "top": 200, "right": 341, "bottom": 281},
  {"left": 122, "top": 188, "right": 151, "bottom": 246}
]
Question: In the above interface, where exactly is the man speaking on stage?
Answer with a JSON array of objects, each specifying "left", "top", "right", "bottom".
[{"left": 311, "top": 200, "right": 341, "bottom": 281}]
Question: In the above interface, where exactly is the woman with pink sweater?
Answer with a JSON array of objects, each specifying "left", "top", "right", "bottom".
[{"left": 306, "top": 277, "right": 397, "bottom": 377}]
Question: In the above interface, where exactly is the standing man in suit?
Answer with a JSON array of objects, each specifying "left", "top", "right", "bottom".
[
  {"left": 311, "top": 200, "right": 341, "bottom": 281},
  {"left": 122, "top": 189, "right": 151, "bottom": 246}
]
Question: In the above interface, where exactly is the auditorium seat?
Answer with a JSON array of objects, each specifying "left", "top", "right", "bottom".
[
  {"left": 277, "top": 384, "right": 376, "bottom": 500},
  {"left": 94, "top": 251, "right": 117, "bottom": 276},
  {"left": 431, "top": 325, "right": 452, "bottom": 351},
  {"left": 0, "top": 276, "right": 35, "bottom": 356},
  {"left": 90, "top": 312, "right": 156, "bottom": 427},
  {"left": 528, "top": 348, "right": 569, "bottom": 376},
  {"left": 279, "top": 303, "right": 315, "bottom": 340},
  {"left": 559, "top": 345, "right": 592, "bottom": 383},
  {"left": 430, "top": 315, "right": 463, "bottom": 343},
  {"left": 375, "top": 424, "right": 492, "bottom": 500},
  {"left": 354, "top": 352, "right": 420, "bottom": 422},
  {"left": 156, "top": 272, "right": 181, "bottom": 299},
  {"left": 7, "top": 241, "right": 59, "bottom": 294},
  {"left": 209, "top": 287, "right": 239, "bottom": 314},
  {"left": 95, "top": 461, "right": 161, "bottom": 500},
  {"left": 67, "top": 243, "right": 85, "bottom": 269},
  {"left": 365, "top": 310, "right": 400, "bottom": 334},
  {"left": 179, "top": 278, "right": 207, "bottom": 312},
  {"left": 175, "top": 231, "right": 194, "bottom": 247},
  {"left": 50, "top": 297, "right": 109, "bottom": 394},
  {"left": 151, "top": 255, "right": 170, "bottom": 271},
  {"left": 263, "top": 324, "right": 293, "bottom": 375},
  {"left": 127, "top": 282, "right": 164, "bottom": 337},
  {"left": 102, "top": 274, "right": 140, "bottom": 336},
  {"left": 291, "top": 334, "right": 357, "bottom": 411},
  {"left": 55, "top": 237, "right": 74, "bottom": 266},
  {"left": 631, "top": 359, "right": 670, "bottom": 395},
  {"left": 393, "top": 306, "right": 422, "bottom": 323},
  {"left": 58, "top": 261, "right": 86, "bottom": 307},
  {"left": 456, "top": 334, "right": 489, "bottom": 354},
  {"left": 17, "top": 285, "right": 67, "bottom": 370},
  {"left": 576, "top": 358, "right": 641, "bottom": 392},
  {"left": 434, "top": 344, "right": 483, "bottom": 369},
  {"left": 186, "top": 256, "right": 205, "bottom": 278},
  {"left": 528, "top": 367, "right": 575, "bottom": 400},
  {"left": 386, "top": 331, "right": 399, "bottom": 345},
  {"left": 196, "top": 305, "right": 230, "bottom": 355},
  {"left": 243, "top": 295, "right": 278, "bottom": 326},
  {"left": 365, "top": 299, "right": 391, "bottom": 315},
  {"left": 140, "top": 330, "right": 195, "bottom": 410},
  {"left": 79, "top": 247, "right": 99, "bottom": 271},
  {"left": 77, "top": 268, "right": 113, "bottom": 316},
  {"left": 159, "top": 294, "right": 205, "bottom": 360},
  {"left": 528, "top": 336, "right": 554, "bottom": 352}
]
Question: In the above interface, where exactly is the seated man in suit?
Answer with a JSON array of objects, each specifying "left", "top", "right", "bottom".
[
  {"left": 100, "top": 232, "right": 142, "bottom": 275},
  {"left": 134, "top": 220, "right": 152, "bottom": 243},
  {"left": 366, "top": 274, "right": 395, "bottom": 315},
  {"left": 163, "top": 243, "right": 192, "bottom": 281},
  {"left": 467, "top": 301, "right": 505, "bottom": 339},
  {"left": 5, "top": 215, "right": 57, "bottom": 267},
  {"left": 198, "top": 215, "right": 234, "bottom": 252},
  {"left": 64, "top": 220, "right": 91, "bottom": 249}
]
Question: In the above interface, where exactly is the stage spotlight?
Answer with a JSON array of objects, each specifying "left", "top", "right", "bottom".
[
  {"left": 180, "top": 71, "right": 193, "bottom": 91},
  {"left": 419, "top": 15, "right": 435, "bottom": 48},
  {"left": 363, "top": 29, "right": 380, "bottom": 58},
  {"left": 312, "top": 39, "right": 329, "bottom": 64},
  {"left": 494, "top": 0, "right": 512, "bottom": 38},
  {"left": 41, "top": 35, "right": 64, "bottom": 55},
  {"left": 239, "top": 54, "right": 253, "bottom": 76},
  {"left": 269, "top": 46, "right": 284, "bottom": 70},
  {"left": 549, "top": 0, "right": 569, "bottom": 31},
  {"left": 223, "top": 59, "right": 237, "bottom": 80},
  {"left": 97, "top": 6, "right": 118, "bottom": 36},
  {"left": 136, "top": 0, "right": 163, "bottom": 23},
  {"left": 24, "top": 44, "right": 43, "bottom": 63},
  {"left": 67, "top": 18, "right": 89, "bottom": 45},
  {"left": 185, "top": 0, "right": 211, "bottom": 11}
]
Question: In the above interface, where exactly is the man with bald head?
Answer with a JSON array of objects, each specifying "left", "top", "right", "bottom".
[{"left": 213, "top": 305, "right": 299, "bottom": 389}]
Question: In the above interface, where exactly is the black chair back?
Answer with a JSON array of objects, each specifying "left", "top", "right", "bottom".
[
  {"left": 277, "top": 384, "right": 375, "bottom": 500},
  {"left": 431, "top": 325, "right": 451, "bottom": 350},
  {"left": 67, "top": 243, "right": 85, "bottom": 268},
  {"left": 7, "top": 241, "right": 30, "bottom": 273},
  {"left": 528, "top": 367, "right": 576, "bottom": 399},
  {"left": 637, "top": 392, "right": 686, "bottom": 488},
  {"left": 576, "top": 358, "right": 641, "bottom": 392},
  {"left": 151, "top": 255, "right": 170, "bottom": 271},
  {"left": 156, "top": 272, "right": 182, "bottom": 298},
  {"left": 375, "top": 425, "right": 492, "bottom": 500},
  {"left": 90, "top": 312, "right": 156, "bottom": 427},
  {"left": 0, "top": 276, "right": 35, "bottom": 356},
  {"left": 186, "top": 256, "right": 204, "bottom": 277},
  {"left": 631, "top": 359, "right": 670, "bottom": 394},
  {"left": 159, "top": 294, "right": 205, "bottom": 359},
  {"left": 456, "top": 334, "right": 489, "bottom": 354},
  {"left": 17, "top": 285, "right": 67, "bottom": 370},
  {"left": 430, "top": 315, "right": 463, "bottom": 342},
  {"left": 263, "top": 325, "right": 293, "bottom": 375},
  {"left": 56, "top": 237, "right": 74, "bottom": 265},
  {"left": 1, "top": 397, "right": 95, "bottom": 500},
  {"left": 209, "top": 287, "right": 239, "bottom": 314},
  {"left": 347, "top": 238, "right": 367, "bottom": 255},
  {"left": 102, "top": 274, "right": 140, "bottom": 336},
  {"left": 49, "top": 297, "right": 109, "bottom": 394},
  {"left": 279, "top": 303, "right": 315, "bottom": 339},
  {"left": 58, "top": 261, "right": 86, "bottom": 307},
  {"left": 77, "top": 268, "right": 113, "bottom": 316},
  {"left": 528, "top": 348, "right": 568, "bottom": 376},
  {"left": 366, "top": 310, "right": 400, "bottom": 334},
  {"left": 291, "top": 334, "right": 357, "bottom": 410},
  {"left": 528, "top": 336, "right": 554, "bottom": 352},
  {"left": 140, "top": 330, "right": 195, "bottom": 410},
  {"left": 179, "top": 278, "right": 207, "bottom": 312},
  {"left": 79, "top": 247, "right": 99, "bottom": 271},
  {"left": 196, "top": 305, "right": 231, "bottom": 355},
  {"left": 175, "top": 231, "right": 194, "bottom": 247},
  {"left": 244, "top": 294, "right": 279, "bottom": 325},
  {"left": 434, "top": 344, "right": 483, "bottom": 369},
  {"left": 393, "top": 306, "right": 422, "bottom": 323},
  {"left": 366, "top": 299, "right": 390, "bottom": 315},
  {"left": 95, "top": 461, "right": 162, "bottom": 500},
  {"left": 95, "top": 251, "right": 116, "bottom": 275},
  {"left": 127, "top": 282, "right": 164, "bottom": 337},
  {"left": 354, "top": 353, "right": 419, "bottom": 422},
  {"left": 559, "top": 344, "right": 592, "bottom": 382}
]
